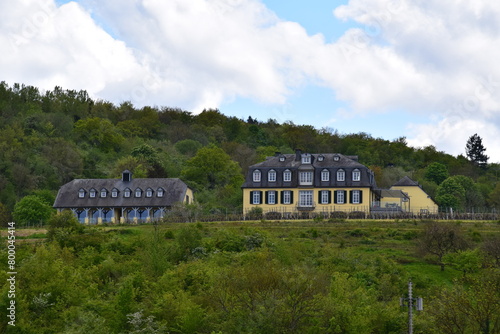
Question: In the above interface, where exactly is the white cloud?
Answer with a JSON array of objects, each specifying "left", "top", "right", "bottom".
[{"left": 1, "top": 0, "right": 499, "bottom": 161}]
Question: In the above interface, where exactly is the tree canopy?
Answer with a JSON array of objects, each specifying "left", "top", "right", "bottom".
[{"left": 0, "top": 81, "right": 499, "bottom": 221}]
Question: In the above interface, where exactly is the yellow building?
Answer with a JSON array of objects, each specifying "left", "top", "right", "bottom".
[
  {"left": 242, "top": 150, "right": 377, "bottom": 217},
  {"left": 389, "top": 176, "right": 438, "bottom": 214}
]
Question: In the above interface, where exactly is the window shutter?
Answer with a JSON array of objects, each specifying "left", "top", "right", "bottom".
[
  {"left": 349, "top": 190, "right": 353, "bottom": 204},
  {"left": 265, "top": 191, "right": 269, "bottom": 204},
  {"left": 290, "top": 191, "right": 294, "bottom": 204},
  {"left": 280, "top": 191, "right": 284, "bottom": 204},
  {"left": 259, "top": 191, "right": 263, "bottom": 204},
  {"left": 250, "top": 191, "right": 254, "bottom": 204},
  {"left": 328, "top": 191, "right": 332, "bottom": 204},
  {"left": 334, "top": 191, "right": 338, "bottom": 204},
  {"left": 318, "top": 191, "right": 322, "bottom": 204},
  {"left": 359, "top": 190, "right": 363, "bottom": 204}
]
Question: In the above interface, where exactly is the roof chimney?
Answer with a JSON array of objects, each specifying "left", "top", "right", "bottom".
[
  {"left": 295, "top": 149, "right": 302, "bottom": 161},
  {"left": 122, "top": 170, "right": 132, "bottom": 182}
]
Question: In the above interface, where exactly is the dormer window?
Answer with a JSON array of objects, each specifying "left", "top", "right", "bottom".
[
  {"left": 321, "top": 169, "right": 330, "bottom": 182},
  {"left": 268, "top": 170, "right": 276, "bottom": 182},
  {"left": 333, "top": 155, "right": 340, "bottom": 162},
  {"left": 89, "top": 189, "right": 97, "bottom": 198},
  {"left": 146, "top": 188, "right": 153, "bottom": 197},
  {"left": 111, "top": 188, "right": 119, "bottom": 198},
  {"left": 253, "top": 170, "right": 261, "bottom": 182},
  {"left": 352, "top": 169, "right": 361, "bottom": 181},
  {"left": 78, "top": 189, "right": 86, "bottom": 198},
  {"left": 317, "top": 155, "right": 324, "bottom": 162},
  {"left": 157, "top": 188, "right": 164, "bottom": 197},
  {"left": 279, "top": 156, "right": 286, "bottom": 162},
  {"left": 124, "top": 188, "right": 131, "bottom": 198},
  {"left": 283, "top": 169, "right": 292, "bottom": 182},
  {"left": 100, "top": 188, "right": 107, "bottom": 198},
  {"left": 135, "top": 188, "right": 142, "bottom": 197},
  {"left": 301, "top": 154, "right": 311, "bottom": 164},
  {"left": 337, "top": 169, "right": 345, "bottom": 182}
]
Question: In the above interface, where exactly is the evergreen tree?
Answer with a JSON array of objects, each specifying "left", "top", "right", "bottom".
[{"left": 466, "top": 133, "right": 489, "bottom": 168}]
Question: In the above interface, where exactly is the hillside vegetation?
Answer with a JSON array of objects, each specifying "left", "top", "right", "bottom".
[
  {"left": 1, "top": 219, "right": 500, "bottom": 333},
  {"left": 1, "top": 82, "right": 499, "bottom": 225}
]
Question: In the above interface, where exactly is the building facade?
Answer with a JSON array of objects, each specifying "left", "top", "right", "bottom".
[
  {"left": 390, "top": 176, "right": 438, "bottom": 214},
  {"left": 53, "top": 170, "right": 194, "bottom": 224},
  {"left": 242, "top": 150, "right": 378, "bottom": 216},
  {"left": 242, "top": 151, "right": 438, "bottom": 217}
]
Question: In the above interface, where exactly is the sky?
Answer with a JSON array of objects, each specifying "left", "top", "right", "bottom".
[{"left": 1, "top": 0, "right": 500, "bottom": 162}]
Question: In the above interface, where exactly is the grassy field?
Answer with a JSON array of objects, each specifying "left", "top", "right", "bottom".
[{"left": 2, "top": 219, "right": 500, "bottom": 333}]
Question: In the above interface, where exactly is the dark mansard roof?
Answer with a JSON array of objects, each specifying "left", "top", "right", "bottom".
[
  {"left": 242, "top": 152, "right": 376, "bottom": 188},
  {"left": 53, "top": 171, "right": 190, "bottom": 208}
]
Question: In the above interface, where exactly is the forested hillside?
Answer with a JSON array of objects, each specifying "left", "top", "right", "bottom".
[{"left": 1, "top": 82, "right": 499, "bottom": 225}]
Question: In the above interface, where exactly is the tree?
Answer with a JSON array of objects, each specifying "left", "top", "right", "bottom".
[
  {"left": 13, "top": 195, "right": 53, "bottom": 226},
  {"left": 466, "top": 133, "right": 489, "bottom": 168},
  {"left": 73, "top": 117, "right": 125, "bottom": 152},
  {"left": 435, "top": 176, "right": 479, "bottom": 211},
  {"left": 181, "top": 145, "right": 244, "bottom": 190},
  {"left": 425, "top": 162, "right": 449, "bottom": 185},
  {"left": 418, "top": 221, "right": 468, "bottom": 271},
  {"left": 429, "top": 270, "right": 500, "bottom": 334}
]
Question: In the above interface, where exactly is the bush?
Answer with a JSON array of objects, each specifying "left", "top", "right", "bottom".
[
  {"left": 265, "top": 211, "right": 282, "bottom": 220},
  {"left": 348, "top": 211, "right": 366, "bottom": 219},
  {"left": 246, "top": 207, "right": 263, "bottom": 220}
]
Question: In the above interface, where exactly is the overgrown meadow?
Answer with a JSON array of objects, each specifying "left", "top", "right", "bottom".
[{"left": 2, "top": 218, "right": 500, "bottom": 333}]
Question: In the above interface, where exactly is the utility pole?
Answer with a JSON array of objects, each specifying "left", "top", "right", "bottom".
[{"left": 400, "top": 279, "right": 423, "bottom": 334}]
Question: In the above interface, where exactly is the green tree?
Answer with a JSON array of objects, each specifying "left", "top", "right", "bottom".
[
  {"left": 73, "top": 117, "right": 125, "bottom": 152},
  {"left": 425, "top": 162, "right": 449, "bottom": 185},
  {"left": 436, "top": 177, "right": 466, "bottom": 210},
  {"left": 131, "top": 144, "right": 167, "bottom": 177},
  {"left": 466, "top": 133, "right": 489, "bottom": 168},
  {"left": 181, "top": 145, "right": 244, "bottom": 190},
  {"left": 488, "top": 183, "right": 500, "bottom": 208},
  {"left": 429, "top": 270, "right": 500, "bottom": 334},
  {"left": 418, "top": 221, "right": 468, "bottom": 271},
  {"left": 174, "top": 139, "right": 202, "bottom": 156},
  {"left": 443, "top": 249, "right": 482, "bottom": 277},
  {"left": 13, "top": 195, "right": 53, "bottom": 226},
  {"left": 0, "top": 203, "right": 12, "bottom": 227}
]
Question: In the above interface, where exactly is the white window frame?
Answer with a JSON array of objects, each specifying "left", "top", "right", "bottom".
[
  {"left": 111, "top": 189, "right": 118, "bottom": 198},
  {"left": 299, "top": 190, "right": 313, "bottom": 207},
  {"left": 301, "top": 154, "right": 311, "bottom": 164},
  {"left": 157, "top": 188, "right": 164, "bottom": 197},
  {"left": 321, "top": 169, "right": 329, "bottom": 182},
  {"left": 268, "top": 191, "right": 276, "bottom": 204},
  {"left": 337, "top": 191, "right": 345, "bottom": 204},
  {"left": 253, "top": 170, "right": 261, "bottom": 182},
  {"left": 124, "top": 189, "right": 131, "bottom": 198},
  {"left": 283, "top": 170, "right": 292, "bottom": 182},
  {"left": 321, "top": 190, "right": 329, "bottom": 204},
  {"left": 268, "top": 170, "right": 276, "bottom": 182},
  {"left": 252, "top": 191, "right": 261, "bottom": 204},
  {"left": 78, "top": 189, "right": 85, "bottom": 198},
  {"left": 337, "top": 169, "right": 345, "bottom": 182},
  {"left": 299, "top": 171, "right": 313, "bottom": 185},
  {"left": 283, "top": 190, "right": 291, "bottom": 204},
  {"left": 146, "top": 188, "right": 153, "bottom": 198},
  {"left": 89, "top": 189, "right": 97, "bottom": 198},
  {"left": 352, "top": 169, "right": 361, "bottom": 181},
  {"left": 135, "top": 189, "right": 142, "bottom": 197},
  {"left": 101, "top": 189, "right": 107, "bottom": 198},
  {"left": 352, "top": 190, "right": 361, "bottom": 204}
]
